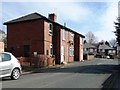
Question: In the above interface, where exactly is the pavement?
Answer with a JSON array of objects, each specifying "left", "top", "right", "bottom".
[{"left": 22, "top": 62, "right": 75, "bottom": 75}]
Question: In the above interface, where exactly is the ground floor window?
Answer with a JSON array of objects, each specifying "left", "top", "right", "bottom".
[
  {"left": 70, "top": 47, "right": 74, "bottom": 56},
  {"left": 50, "top": 43, "right": 53, "bottom": 55}
]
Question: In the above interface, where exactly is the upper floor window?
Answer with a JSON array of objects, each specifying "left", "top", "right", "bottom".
[
  {"left": 90, "top": 48, "right": 93, "bottom": 52},
  {"left": 70, "top": 32, "right": 74, "bottom": 41},
  {"left": 49, "top": 23, "right": 53, "bottom": 35},
  {"left": 70, "top": 32, "right": 74, "bottom": 37},
  {"left": 62, "top": 29, "right": 65, "bottom": 40},
  {"left": 84, "top": 48, "right": 87, "bottom": 51}
]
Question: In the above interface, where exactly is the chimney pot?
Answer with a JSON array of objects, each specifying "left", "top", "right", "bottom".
[{"left": 48, "top": 13, "right": 56, "bottom": 22}]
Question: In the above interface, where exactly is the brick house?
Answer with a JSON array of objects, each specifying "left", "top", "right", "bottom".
[
  {"left": 98, "top": 44, "right": 116, "bottom": 58},
  {"left": 4, "top": 12, "right": 85, "bottom": 64}
]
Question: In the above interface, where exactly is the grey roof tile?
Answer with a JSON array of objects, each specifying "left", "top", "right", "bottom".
[
  {"left": 4, "top": 12, "right": 44, "bottom": 24},
  {"left": 99, "top": 44, "right": 114, "bottom": 50}
]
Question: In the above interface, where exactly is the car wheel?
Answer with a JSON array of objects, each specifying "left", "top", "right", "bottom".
[{"left": 11, "top": 68, "right": 21, "bottom": 80}]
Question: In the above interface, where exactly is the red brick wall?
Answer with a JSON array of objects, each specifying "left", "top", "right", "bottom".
[
  {"left": 60, "top": 29, "right": 74, "bottom": 63},
  {"left": 7, "top": 19, "right": 44, "bottom": 57},
  {"left": 74, "top": 34, "right": 80, "bottom": 61},
  {"left": 68, "top": 32, "right": 74, "bottom": 62},
  {"left": 61, "top": 29, "right": 68, "bottom": 63},
  {"left": 80, "top": 37, "right": 83, "bottom": 61},
  {"left": 53, "top": 25, "right": 61, "bottom": 64},
  {"left": 44, "top": 21, "right": 52, "bottom": 55}
]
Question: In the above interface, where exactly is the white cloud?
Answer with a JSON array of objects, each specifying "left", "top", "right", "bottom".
[
  {"left": 45, "top": 2, "right": 92, "bottom": 23},
  {"left": 94, "top": 2, "right": 118, "bottom": 41},
  {"left": 2, "top": 0, "right": 119, "bottom": 2},
  {"left": 1, "top": 1, "right": 119, "bottom": 41}
]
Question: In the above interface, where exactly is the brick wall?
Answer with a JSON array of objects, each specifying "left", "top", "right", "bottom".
[
  {"left": 80, "top": 37, "right": 83, "bottom": 61},
  {"left": 0, "top": 42, "right": 4, "bottom": 53},
  {"left": 61, "top": 29, "right": 74, "bottom": 63},
  {"left": 53, "top": 25, "right": 61, "bottom": 64},
  {"left": 7, "top": 19, "right": 44, "bottom": 57},
  {"left": 44, "top": 21, "right": 52, "bottom": 55}
]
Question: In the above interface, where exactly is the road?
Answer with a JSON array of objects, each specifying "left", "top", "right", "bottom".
[{"left": 1, "top": 58, "right": 119, "bottom": 88}]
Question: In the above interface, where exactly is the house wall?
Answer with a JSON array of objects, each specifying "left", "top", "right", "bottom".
[
  {"left": 53, "top": 25, "right": 61, "bottom": 64},
  {"left": 68, "top": 32, "right": 74, "bottom": 62},
  {"left": 60, "top": 29, "right": 74, "bottom": 63},
  {"left": 74, "top": 34, "right": 84, "bottom": 61},
  {"left": 0, "top": 42, "right": 4, "bottom": 53},
  {"left": 80, "top": 37, "right": 83, "bottom": 61},
  {"left": 7, "top": 19, "right": 44, "bottom": 57},
  {"left": 74, "top": 34, "right": 80, "bottom": 61}
]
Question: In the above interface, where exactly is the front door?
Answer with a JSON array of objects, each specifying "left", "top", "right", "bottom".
[
  {"left": 61, "top": 46, "right": 64, "bottom": 63},
  {"left": 24, "top": 45, "right": 30, "bottom": 57}
]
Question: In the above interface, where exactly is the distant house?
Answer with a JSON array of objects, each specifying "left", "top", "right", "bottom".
[
  {"left": 83, "top": 43, "right": 97, "bottom": 55},
  {"left": 98, "top": 43, "right": 116, "bottom": 58},
  {"left": 83, "top": 43, "right": 97, "bottom": 60},
  {"left": 4, "top": 12, "right": 85, "bottom": 64}
]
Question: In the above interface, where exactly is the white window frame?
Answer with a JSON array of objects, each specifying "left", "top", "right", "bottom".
[
  {"left": 62, "top": 29, "right": 65, "bottom": 40},
  {"left": 49, "top": 23, "right": 53, "bottom": 36},
  {"left": 90, "top": 48, "right": 93, "bottom": 52},
  {"left": 61, "top": 46, "right": 64, "bottom": 55},
  {"left": 50, "top": 43, "right": 53, "bottom": 55},
  {"left": 108, "top": 50, "right": 112, "bottom": 53},
  {"left": 70, "top": 47, "right": 74, "bottom": 56},
  {"left": 113, "top": 50, "right": 116, "bottom": 53},
  {"left": 84, "top": 48, "right": 87, "bottom": 51},
  {"left": 70, "top": 32, "right": 74, "bottom": 41},
  {"left": 102, "top": 49, "right": 105, "bottom": 52}
]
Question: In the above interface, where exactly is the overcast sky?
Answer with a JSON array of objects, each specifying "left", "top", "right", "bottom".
[{"left": 1, "top": 0, "right": 119, "bottom": 42}]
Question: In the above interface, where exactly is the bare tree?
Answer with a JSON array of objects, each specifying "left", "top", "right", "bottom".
[
  {"left": 85, "top": 31, "right": 97, "bottom": 44},
  {"left": 0, "top": 29, "right": 6, "bottom": 42},
  {"left": 109, "top": 39, "right": 117, "bottom": 48}
]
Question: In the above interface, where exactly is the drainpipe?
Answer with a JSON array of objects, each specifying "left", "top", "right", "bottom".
[{"left": 68, "top": 31, "right": 70, "bottom": 63}]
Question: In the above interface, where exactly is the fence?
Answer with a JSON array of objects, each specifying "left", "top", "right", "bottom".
[{"left": 17, "top": 55, "right": 55, "bottom": 70}]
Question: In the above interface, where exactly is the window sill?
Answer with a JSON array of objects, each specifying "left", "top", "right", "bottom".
[
  {"left": 49, "top": 33, "right": 53, "bottom": 36},
  {"left": 69, "top": 55, "right": 74, "bottom": 57}
]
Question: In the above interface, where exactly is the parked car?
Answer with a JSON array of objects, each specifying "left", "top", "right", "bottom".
[
  {"left": 106, "top": 55, "right": 110, "bottom": 59},
  {"left": 0, "top": 52, "right": 22, "bottom": 80}
]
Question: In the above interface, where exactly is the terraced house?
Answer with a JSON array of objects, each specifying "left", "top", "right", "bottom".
[{"left": 4, "top": 12, "right": 85, "bottom": 64}]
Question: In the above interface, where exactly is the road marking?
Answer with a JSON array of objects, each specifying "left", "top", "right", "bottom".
[{"left": 97, "top": 63, "right": 102, "bottom": 65}]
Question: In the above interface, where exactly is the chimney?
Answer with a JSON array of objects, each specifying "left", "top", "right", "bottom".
[{"left": 48, "top": 13, "right": 56, "bottom": 22}]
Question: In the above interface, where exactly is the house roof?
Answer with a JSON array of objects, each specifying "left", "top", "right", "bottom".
[
  {"left": 84, "top": 43, "right": 97, "bottom": 49},
  {"left": 4, "top": 13, "right": 44, "bottom": 24},
  {"left": 99, "top": 44, "right": 114, "bottom": 50},
  {"left": 4, "top": 12, "right": 85, "bottom": 38}
]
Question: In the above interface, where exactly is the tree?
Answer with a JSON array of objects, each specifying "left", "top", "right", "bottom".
[
  {"left": 105, "top": 41, "right": 110, "bottom": 47},
  {"left": 0, "top": 29, "right": 7, "bottom": 47},
  {"left": 109, "top": 39, "right": 117, "bottom": 48},
  {"left": 114, "top": 17, "right": 120, "bottom": 46},
  {"left": 83, "top": 40, "right": 87, "bottom": 44},
  {"left": 85, "top": 31, "right": 97, "bottom": 44}
]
